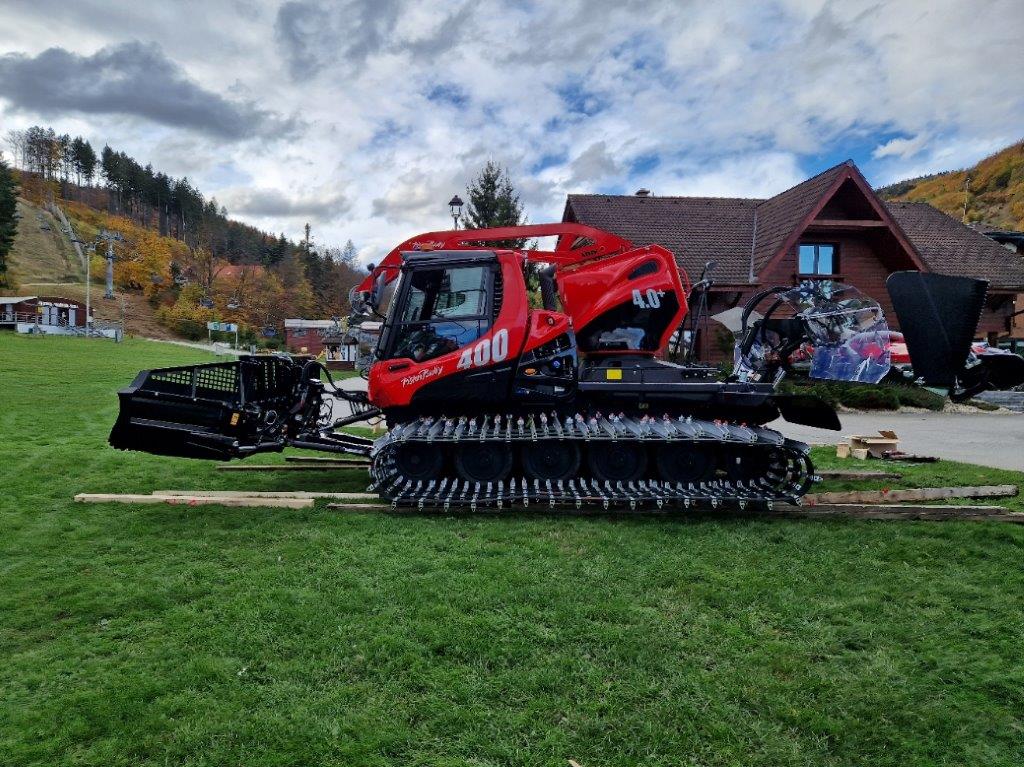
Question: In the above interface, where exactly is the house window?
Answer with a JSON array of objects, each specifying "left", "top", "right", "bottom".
[
  {"left": 798, "top": 243, "right": 837, "bottom": 275},
  {"left": 292, "top": 328, "right": 307, "bottom": 337}
]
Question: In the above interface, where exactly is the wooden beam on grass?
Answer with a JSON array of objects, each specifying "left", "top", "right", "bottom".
[
  {"left": 154, "top": 490, "right": 379, "bottom": 500},
  {"left": 816, "top": 470, "right": 903, "bottom": 480},
  {"left": 805, "top": 485, "right": 1017, "bottom": 506},
  {"left": 215, "top": 463, "right": 367, "bottom": 472},
  {"left": 773, "top": 504, "right": 1020, "bottom": 521},
  {"left": 284, "top": 455, "right": 371, "bottom": 465},
  {"left": 75, "top": 493, "right": 313, "bottom": 509},
  {"left": 324, "top": 501, "right": 1022, "bottom": 522}
]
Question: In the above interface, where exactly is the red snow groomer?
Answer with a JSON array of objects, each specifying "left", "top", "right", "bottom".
[{"left": 109, "top": 223, "right": 1020, "bottom": 510}]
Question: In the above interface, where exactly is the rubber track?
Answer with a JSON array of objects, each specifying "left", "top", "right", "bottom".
[{"left": 368, "top": 412, "right": 815, "bottom": 511}]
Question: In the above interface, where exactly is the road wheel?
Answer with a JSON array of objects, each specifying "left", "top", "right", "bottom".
[
  {"left": 656, "top": 444, "right": 713, "bottom": 483},
  {"left": 586, "top": 441, "right": 647, "bottom": 483},
  {"left": 719, "top": 447, "right": 784, "bottom": 483},
  {"left": 454, "top": 443, "right": 513, "bottom": 483},
  {"left": 394, "top": 442, "right": 444, "bottom": 481},
  {"left": 520, "top": 441, "right": 580, "bottom": 481}
]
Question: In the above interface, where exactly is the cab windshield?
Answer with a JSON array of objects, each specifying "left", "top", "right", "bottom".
[{"left": 386, "top": 264, "right": 492, "bottom": 363}]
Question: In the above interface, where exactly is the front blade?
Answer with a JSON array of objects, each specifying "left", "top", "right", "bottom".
[
  {"left": 887, "top": 271, "right": 987, "bottom": 388},
  {"left": 109, "top": 356, "right": 303, "bottom": 460}
]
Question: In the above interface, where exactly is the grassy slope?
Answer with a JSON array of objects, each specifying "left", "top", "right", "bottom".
[
  {"left": 7, "top": 197, "right": 179, "bottom": 339},
  {"left": 7, "top": 198, "right": 83, "bottom": 287},
  {"left": 878, "top": 140, "right": 1024, "bottom": 230},
  {"left": 1, "top": 334, "right": 1023, "bottom": 766}
]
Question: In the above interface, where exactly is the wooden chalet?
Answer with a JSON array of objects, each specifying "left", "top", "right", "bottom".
[{"left": 564, "top": 160, "right": 1024, "bottom": 359}]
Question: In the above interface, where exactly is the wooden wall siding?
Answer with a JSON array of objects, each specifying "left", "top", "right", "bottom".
[
  {"left": 759, "top": 234, "right": 900, "bottom": 329},
  {"left": 978, "top": 292, "right": 1017, "bottom": 337},
  {"left": 285, "top": 331, "right": 326, "bottom": 355},
  {"left": 815, "top": 179, "right": 881, "bottom": 221}
]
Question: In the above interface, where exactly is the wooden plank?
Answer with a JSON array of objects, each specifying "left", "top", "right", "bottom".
[
  {"left": 284, "top": 456, "right": 370, "bottom": 465},
  {"left": 324, "top": 501, "right": 1022, "bottom": 523},
  {"left": 75, "top": 493, "right": 313, "bottom": 509},
  {"left": 817, "top": 470, "right": 902, "bottom": 480},
  {"left": 805, "top": 485, "right": 1018, "bottom": 506},
  {"left": 154, "top": 490, "right": 379, "bottom": 500},
  {"left": 215, "top": 464, "right": 366, "bottom": 472},
  {"left": 774, "top": 504, "right": 1015, "bottom": 520}
]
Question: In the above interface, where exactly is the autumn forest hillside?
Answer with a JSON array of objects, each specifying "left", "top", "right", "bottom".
[
  {"left": 4, "top": 125, "right": 362, "bottom": 344},
  {"left": 878, "top": 140, "right": 1024, "bottom": 232}
]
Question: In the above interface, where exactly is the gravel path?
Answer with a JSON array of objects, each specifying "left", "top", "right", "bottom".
[{"left": 771, "top": 411, "right": 1024, "bottom": 471}]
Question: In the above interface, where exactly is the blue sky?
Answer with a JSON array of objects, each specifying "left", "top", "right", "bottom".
[{"left": 1, "top": 0, "right": 1021, "bottom": 260}]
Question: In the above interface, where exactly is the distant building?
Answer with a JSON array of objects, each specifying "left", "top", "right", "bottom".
[
  {"left": 983, "top": 229, "right": 1024, "bottom": 256},
  {"left": 0, "top": 295, "right": 99, "bottom": 335},
  {"left": 283, "top": 319, "right": 359, "bottom": 367},
  {"left": 564, "top": 160, "right": 1024, "bottom": 357}
]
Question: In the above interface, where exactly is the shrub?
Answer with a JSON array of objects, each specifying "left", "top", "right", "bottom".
[
  {"left": 888, "top": 383, "right": 944, "bottom": 410},
  {"left": 840, "top": 385, "right": 900, "bottom": 410},
  {"left": 779, "top": 373, "right": 943, "bottom": 411}
]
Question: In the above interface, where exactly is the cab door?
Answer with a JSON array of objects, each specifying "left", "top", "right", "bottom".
[{"left": 368, "top": 256, "right": 528, "bottom": 410}]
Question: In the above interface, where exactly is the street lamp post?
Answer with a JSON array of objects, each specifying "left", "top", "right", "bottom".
[{"left": 448, "top": 195, "right": 464, "bottom": 230}]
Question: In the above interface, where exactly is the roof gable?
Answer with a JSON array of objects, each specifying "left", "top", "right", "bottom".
[
  {"left": 753, "top": 161, "right": 926, "bottom": 274},
  {"left": 750, "top": 163, "right": 849, "bottom": 271}
]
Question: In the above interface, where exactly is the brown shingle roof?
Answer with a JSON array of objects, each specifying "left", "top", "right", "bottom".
[
  {"left": 566, "top": 161, "right": 853, "bottom": 283},
  {"left": 885, "top": 202, "right": 1024, "bottom": 289},
  {"left": 566, "top": 161, "right": 1024, "bottom": 289},
  {"left": 565, "top": 194, "right": 760, "bottom": 283}
]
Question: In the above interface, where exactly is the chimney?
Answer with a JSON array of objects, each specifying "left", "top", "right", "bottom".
[{"left": 634, "top": 188, "right": 650, "bottom": 197}]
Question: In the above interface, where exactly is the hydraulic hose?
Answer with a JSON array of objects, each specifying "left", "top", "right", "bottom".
[{"left": 539, "top": 265, "right": 559, "bottom": 311}]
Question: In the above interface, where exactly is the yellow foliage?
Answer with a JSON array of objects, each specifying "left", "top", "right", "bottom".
[
  {"left": 882, "top": 141, "right": 1024, "bottom": 230},
  {"left": 155, "top": 283, "right": 217, "bottom": 340},
  {"left": 211, "top": 264, "right": 287, "bottom": 332},
  {"left": 64, "top": 201, "right": 188, "bottom": 297},
  {"left": 59, "top": 197, "right": 318, "bottom": 341}
]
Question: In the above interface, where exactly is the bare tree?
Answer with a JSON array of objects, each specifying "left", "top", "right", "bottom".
[{"left": 5, "top": 130, "right": 26, "bottom": 169}]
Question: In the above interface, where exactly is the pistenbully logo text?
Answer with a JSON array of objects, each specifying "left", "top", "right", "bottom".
[{"left": 401, "top": 366, "right": 443, "bottom": 386}]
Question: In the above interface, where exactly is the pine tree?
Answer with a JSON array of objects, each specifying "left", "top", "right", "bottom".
[
  {"left": 462, "top": 161, "right": 528, "bottom": 247},
  {"left": 0, "top": 155, "right": 18, "bottom": 290},
  {"left": 79, "top": 140, "right": 97, "bottom": 185},
  {"left": 339, "top": 239, "right": 358, "bottom": 265}
]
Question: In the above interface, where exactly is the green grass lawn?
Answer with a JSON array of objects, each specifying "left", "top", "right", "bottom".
[{"left": 2, "top": 333, "right": 1023, "bottom": 766}]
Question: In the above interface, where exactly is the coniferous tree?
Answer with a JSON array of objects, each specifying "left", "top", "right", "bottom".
[
  {"left": 339, "top": 239, "right": 358, "bottom": 266},
  {"left": 461, "top": 161, "right": 528, "bottom": 247},
  {"left": 79, "top": 139, "right": 97, "bottom": 185},
  {"left": 462, "top": 161, "right": 526, "bottom": 229},
  {"left": 0, "top": 155, "right": 18, "bottom": 289}
]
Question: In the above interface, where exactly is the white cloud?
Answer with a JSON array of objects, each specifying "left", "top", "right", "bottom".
[
  {"left": 873, "top": 134, "right": 931, "bottom": 161},
  {"left": 1, "top": 0, "right": 1021, "bottom": 262}
]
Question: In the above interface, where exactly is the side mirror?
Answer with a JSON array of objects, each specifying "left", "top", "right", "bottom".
[{"left": 370, "top": 271, "right": 387, "bottom": 310}]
